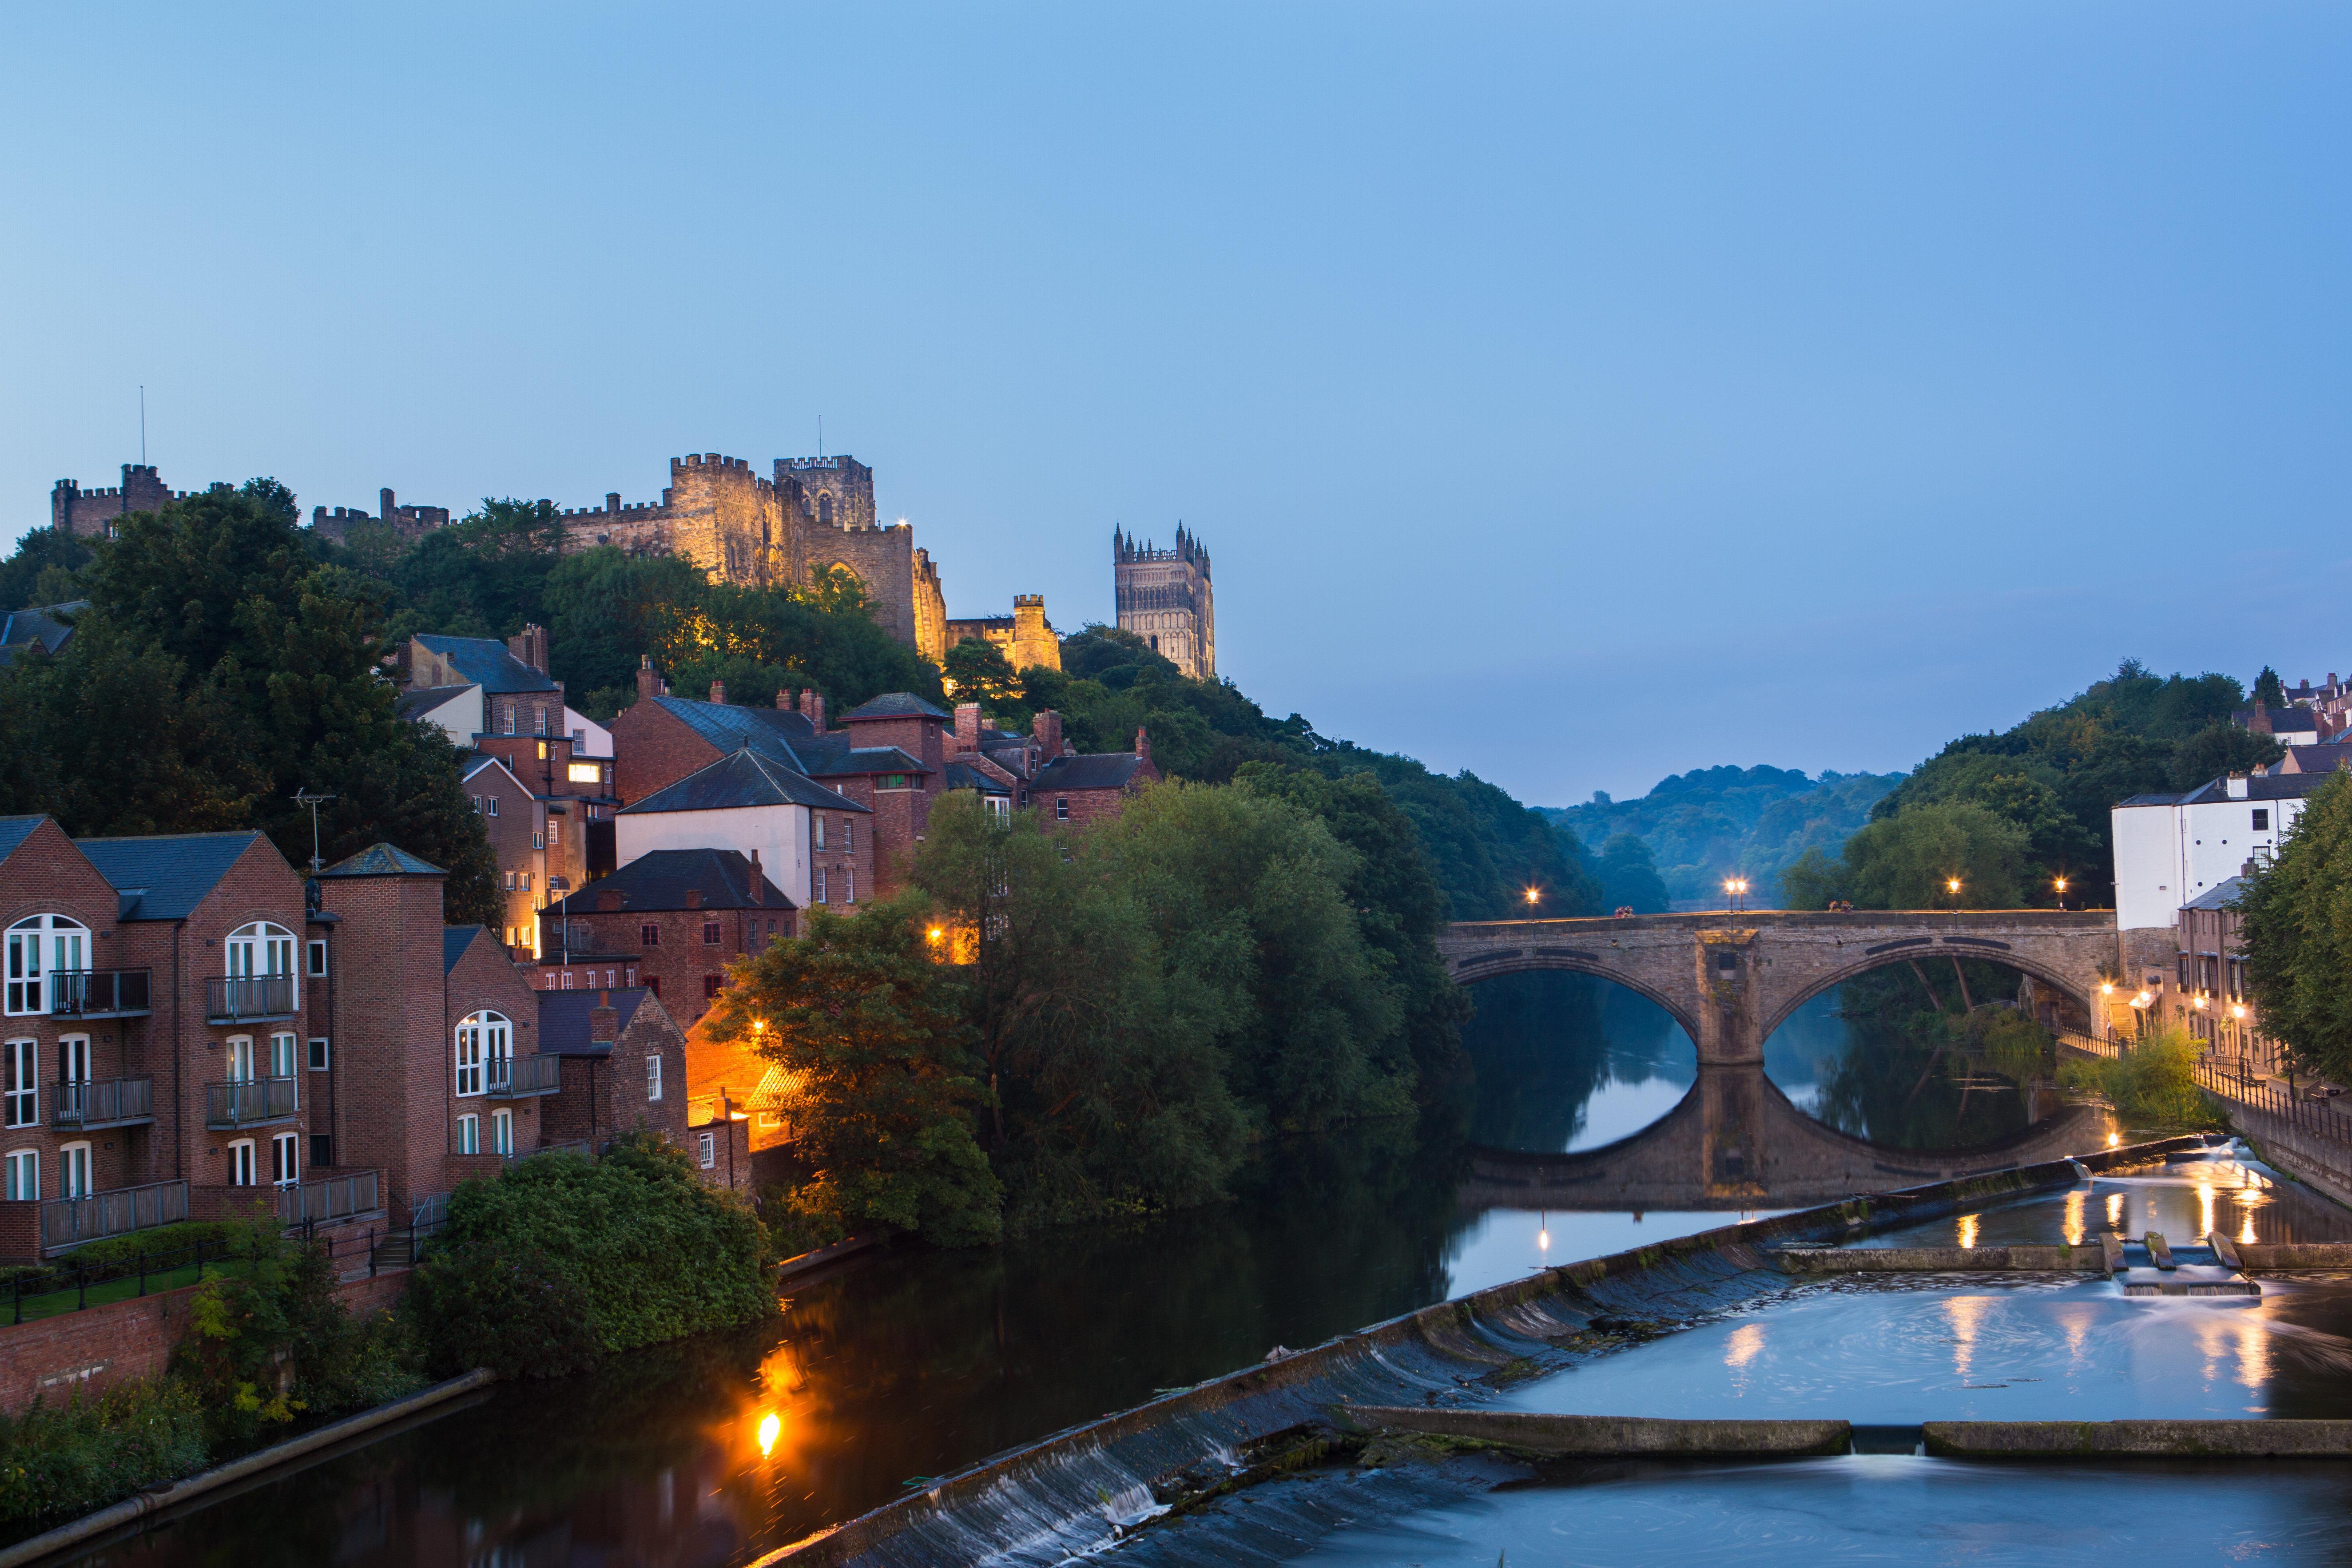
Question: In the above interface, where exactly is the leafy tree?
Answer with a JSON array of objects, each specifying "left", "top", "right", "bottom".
[
  {"left": 2253, "top": 666, "right": 2286, "bottom": 707},
  {"left": 2169, "top": 721, "right": 2285, "bottom": 790},
  {"left": 913, "top": 794, "right": 1247, "bottom": 1227},
  {"left": 941, "top": 637, "right": 1028, "bottom": 722},
  {"left": 1596, "top": 832, "right": 1672, "bottom": 913},
  {"left": 1792, "top": 801, "right": 2029, "bottom": 909},
  {"left": 540, "top": 548, "right": 706, "bottom": 698},
  {"left": 2239, "top": 771, "right": 2352, "bottom": 1079},
  {"left": 705, "top": 897, "right": 1002, "bottom": 1246},
  {"left": 0, "top": 525, "right": 92, "bottom": 611}
]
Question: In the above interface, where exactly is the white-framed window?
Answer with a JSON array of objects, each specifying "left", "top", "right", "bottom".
[
  {"left": 814, "top": 868, "right": 828, "bottom": 904},
  {"left": 1056, "top": 798, "right": 1069, "bottom": 821},
  {"left": 846, "top": 868, "right": 855, "bottom": 905},
  {"left": 58, "top": 1035, "right": 89, "bottom": 1087},
  {"left": 227, "top": 1139, "right": 256, "bottom": 1186},
  {"left": 534, "top": 705, "right": 550, "bottom": 737},
  {"left": 456, "top": 1113, "right": 479, "bottom": 1155},
  {"left": 227, "top": 921, "right": 294, "bottom": 980},
  {"left": 456, "top": 1011, "right": 509, "bottom": 1097},
  {"left": 308, "top": 1036, "right": 330, "bottom": 1071},
  {"left": 814, "top": 816, "right": 826, "bottom": 852},
  {"left": 647, "top": 1055, "right": 663, "bottom": 1102},
  {"left": 491, "top": 1109, "right": 513, "bottom": 1156},
  {"left": 4, "top": 1040, "right": 36, "bottom": 1128},
  {"left": 547, "top": 817, "right": 560, "bottom": 847},
  {"left": 270, "top": 1032, "right": 298, "bottom": 1080},
  {"left": 697, "top": 1131, "right": 716, "bottom": 1169},
  {"left": 306, "top": 939, "right": 328, "bottom": 977},
  {"left": 844, "top": 819, "right": 854, "bottom": 853},
  {"left": 6, "top": 914, "right": 89, "bottom": 1016},
  {"left": 225, "top": 1035, "right": 255, "bottom": 1083},
  {"left": 501, "top": 702, "right": 517, "bottom": 736},
  {"left": 271, "top": 1131, "right": 298, "bottom": 1186},
  {"left": 984, "top": 795, "right": 1010, "bottom": 821},
  {"left": 486, "top": 795, "right": 500, "bottom": 818},
  {"left": 3, "top": 1148, "right": 36, "bottom": 1200},
  {"left": 532, "top": 830, "right": 545, "bottom": 850},
  {"left": 59, "top": 1143, "right": 91, "bottom": 1199}
]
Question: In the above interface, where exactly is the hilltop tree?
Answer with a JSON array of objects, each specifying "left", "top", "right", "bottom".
[
  {"left": 1595, "top": 832, "right": 1672, "bottom": 913},
  {"left": 2239, "top": 771, "right": 2352, "bottom": 1080},
  {"left": 2253, "top": 666, "right": 2286, "bottom": 707}
]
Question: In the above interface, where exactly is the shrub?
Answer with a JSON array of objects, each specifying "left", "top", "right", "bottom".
[
  {"left": 2060, "top": 1028, "right": 2227, "bottom": 1134},
  {"left": 406, "top": 1132, "right": 771, "bottom": 1378},
  {"left": 0, "top": 1379, "right": 206, "bottom": 1525}
]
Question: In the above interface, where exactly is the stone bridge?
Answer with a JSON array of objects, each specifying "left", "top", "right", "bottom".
[
  {"left": 1438, "top": 910, "right": 2130, "bottom": 1065},
  {"left": 1456, "top": 1064, "right": 2115, "bottom": 1212}
]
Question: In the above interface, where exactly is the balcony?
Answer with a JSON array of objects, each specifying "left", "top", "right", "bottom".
[
  {"left": 205, "top": 1076, "right": 298, "bottom": 1128},
  {"left": 48, "top": 969, "right": 152, "bottom": 1019},
  {"left": 41, "top": 1179, "right": 188, "bottom": 1253},
  {"left": 485, "top": 1055, "right": 564, "bottom": 1099},
  {"left": 206, "top": 974, "right": 297, "bottom": 1023},
  {"left": 53, "top": 1077, "right": 155, "bottom": 1130},
  {"left": 277, "top": 1170, "right": 383, "bottom": 1227}
]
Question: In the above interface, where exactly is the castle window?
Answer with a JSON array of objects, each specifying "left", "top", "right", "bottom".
[{"left": 818, "top": 493, "right": 834, "bottom": 526}]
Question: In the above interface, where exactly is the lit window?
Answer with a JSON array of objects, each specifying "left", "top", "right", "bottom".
[{"left": 568, "top": 762, "right": 602, "bottom": 785}]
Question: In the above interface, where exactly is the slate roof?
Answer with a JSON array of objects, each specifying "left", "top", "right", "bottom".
[
  {"left": 414, "top": 634, "right": 559, "bottom": 695},
  {"left": 2177, "top": 774, "right": 2336, "bottom": 805},
  {"left": 547, "top": 849, "right": 794, "bottom": 915},
  {"left": 1034, "top": 754, "right": 1148, "bottom": 792},
  {"left": 399, "top": 684, "right": 477, "bottom": 720},
  {"left": 2184, "top": 877, "right": 2248, "bottom": 912},
  {"left": 844, "top": 691, "right": 951, "bottom": 722},
  {"left": 444, "top": 926, "right": 489, "bottom": 973},
  {"left": 321, "top": 844, "right": 446, "bottom": 877},
  {"left": 803, "top": 743, "right": 929, "bottom": 778},
  {"left": 75, "top": 831, "right": 271, "bottom": 921},
  {"left": 0, "top": 817, "right": 44, "bottom": 864},
  {"left": 537, "top": 987, "right": 655, "bottom": 1056},
  {"left": 943, "top": 761, "right": 1012, "bottom": 795},
  {"left": 620, "top": 747, "right": 868, "bottom": 816},
  {"left": 649, "top": 695, "right": 819, "bottom": 764},
  {"left": 2280, "top": 744, "right": 2352, "bottom": 774},
  {"left": 0, "top": 603, "right": 81, "bottom": 664}
]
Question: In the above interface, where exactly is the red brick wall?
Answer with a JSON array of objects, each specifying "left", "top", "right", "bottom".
[
  {"left": 687, "top": 1115, "right": 754, "bottom": 1194},
  {"left": 538, "top": 905, "right": 785, "bottom": 1033},
  {"left": 316, "top": 873, "right": 449, "bottom": 1217},
  {"left": 468, "top": 757, "right": 543, "bottom": 951},
  {"left": 540, "top": 999, "right": 689, "bottom": 1151},
  {"left": 609, "top": 698, "right": 726, "bottom": 806},
  {"left": 444, "top": 933, "right": 544, "bottom": 1174}
]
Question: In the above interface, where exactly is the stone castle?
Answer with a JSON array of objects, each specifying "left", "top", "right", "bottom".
[
  {"left": 50, "top": 457, "right": 1218, "bottom": 679},
  {"left": 1114, "top": 525, "right": 1215, "bottom": 679}
]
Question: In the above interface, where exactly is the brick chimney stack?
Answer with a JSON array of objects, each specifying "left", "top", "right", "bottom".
[
  {"left": 508, "top": 623, "right": 550, "bottom": 674},
  {"left": 1135, "top": 726, "right": 1150, "bottom": 764},
  {"left": 776, "top": 687, "right": 795, "bottom": 711},
  {"left": 1032, "top": 709, "right": 1062, "bottom": 759},
  {"left": 687, "top": 889, "right": 704, "bottom": 909},
  {"left": 709, "top": 679, "right": 727, "bottom": 706},
  {"left": 591, "top": 992, "right": 618, "bottom": 1044},
  {"left": 954, "top": 702, "right": 981, "bottom": 753},
  {"left": 749, "top": 849, "right": 765, "bottom": 905},
  {"left": 799, "top": 689, "right": 826, "bottom": 732},
  {"left": 636, "top": 655, "right": 665, "bottom": 702}
]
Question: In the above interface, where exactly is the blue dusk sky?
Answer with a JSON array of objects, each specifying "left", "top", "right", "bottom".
[{"left": 4, "top": 3, "right": 2346, "bottom": 807}]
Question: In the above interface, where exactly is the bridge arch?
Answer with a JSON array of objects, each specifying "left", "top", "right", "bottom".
[
  {"left": 1754, "top": 947, "right": 2095, "bottom": 1043},
  {"left": 1449, "top": 950, "right": 1701, "bottom": 1045}
]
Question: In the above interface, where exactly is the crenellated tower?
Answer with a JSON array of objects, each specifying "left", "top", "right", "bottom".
[{"left": 1113, "top": 524, "right": 1215, "bottom": 680}]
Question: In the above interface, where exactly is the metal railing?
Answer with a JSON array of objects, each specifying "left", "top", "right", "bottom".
[
  {"left": 40, "top": 1179, "right": 188, "bottom": 1251},
  {"left": 277, "top": 1170, "right": 381, "bottom": 1225},
  {"left": 486, "top": 1055, "right": 563, "bottom": 1097},
  {"left": 205, "top": 974, "right": 297, "bottom": 1023},
  {"left": 47, "top": 969, "right": 151, "bottom": 1018},
  {"left": 204, "top": 1075, "right": 298, "bottom": 1127},
  {"left": 2192, "top": 1056, "right": 2352, "bottom": 1146},
  {"left": 52, "top": 1077, "right": 154, "bottom": 1128},
  {"left": 2055, "top": 1028, "right": 2123, "bottom": 1060}
]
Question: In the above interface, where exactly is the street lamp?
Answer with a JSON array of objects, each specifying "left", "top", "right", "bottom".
[
  {"left": 1723, "top": 876, "right": 1749, "bottom": 914},
  {"left": 1946, "top": 877, "right": 1963, "bottom": 920},
  {"left": 1524, "top": 886, "right": 1542, "bottom": 908},
  {"left": 2053, "top": 876, "right": 2068, "bottom": 912}
]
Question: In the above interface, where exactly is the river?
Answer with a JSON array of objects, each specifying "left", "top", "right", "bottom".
[{"left": 42, "top": 970, "right": 2344, "bottom": 1566}]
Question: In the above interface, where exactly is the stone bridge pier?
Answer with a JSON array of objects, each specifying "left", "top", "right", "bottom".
[{"left": 1435, "top": 909, "right": 2132, "bottom": 1064}]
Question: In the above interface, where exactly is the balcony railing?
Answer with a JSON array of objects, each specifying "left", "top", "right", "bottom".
[
  {"left": 41, "top": 1179, "right": 188, "bottom": 1252},
  {"left": 278, "top": 1170, "right": 382, "bottom": 1226},
  {"left": 205, "top": 974, "right": 298, "bottom": 1023},
  {"left": 205, "top": 1075, "right": 298, "bottom": 1128},
  {"left": 52, "top": 1077, "right": 155, "bottom": 1129},
  {"left": 485, "top": 1055, "right": 564, "bottom": 1098},
  {"left": 48, "top": 969, "right": 152, "bottom": 1019}
]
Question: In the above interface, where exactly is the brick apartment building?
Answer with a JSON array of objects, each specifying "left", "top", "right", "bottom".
[
  {"left": 532, "top": 849, "right": 793, "bottom": 1035},
  {"left": 535, "top": 987, "right": 689, "bottom": 1155}
]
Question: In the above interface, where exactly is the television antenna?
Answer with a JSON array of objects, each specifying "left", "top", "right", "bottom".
[{"left": 292, "top": 790, "right": 336, "bottom": 873}]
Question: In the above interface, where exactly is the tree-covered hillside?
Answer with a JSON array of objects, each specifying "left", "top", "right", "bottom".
[{"left": 1547, "top": 766, "right": 1903, "bottom": 908}]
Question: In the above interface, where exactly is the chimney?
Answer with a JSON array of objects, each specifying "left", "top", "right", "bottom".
[
  {"left": 709, "top": 678, "right": 727, "bottom": 706},
  {"left": 2227, "top": 774, "right": 2250, "bottom": 799},
  {"left": 1135, "top": 726, "right": 1150, "bottom": 764},
  {"left": 687, "top": 889, "right": 704, "bottom": 909},
  {"left": 1033, "top": 709, "right": 1062, "bottom": 759},
  {"left": 776, "top": 687, "right": 795, "bottom": 711},
  {"left": 637, "top": 655, "right": 662, "bottom": 703},
  {"left": 954, "top": 702, "right": 981, "bottom": 752},
  {"left": 508, "top": 623, "right": 549, "bottom": 674},
  {"left": 591, "top": 992, "right": 618, "bottom": 1044},
  {"left": 800, "top": 689, "right": 826, "bottom": 732},
  {"left": 750, "top": 849, "right": 765, "bottom": 906}
]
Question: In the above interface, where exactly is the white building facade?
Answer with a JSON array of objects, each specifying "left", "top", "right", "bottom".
[{"left": 2110, "top": 773, "right": 2329, "bottom": 931}]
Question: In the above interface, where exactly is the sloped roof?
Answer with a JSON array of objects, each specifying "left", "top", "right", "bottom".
[
  {"left": 648, "top": 695, "right": 818, "bottom": 769},
  {"left": 75, "top": 831, "right": 272, "bottom": 921},
  {"left": 1034, "top": 754, "right": 1148, "bottom": 792},
  {"left": 548, "top": 849, "right": 794, "bottom": 915},
  {"left": 414, "top": 634, "right": 559, "bottom": 695},
  {"left": 399, "top": 684, "right": 477, "bottom": 720},
  {"left": 321, "top": 843, "right": 446, "bottom": 877},
  {"left": 0, "top": 603, "right": 81, "bottom": 664},
  {"left": 2177, "top": 773, "right": 2336, "bottom": 805},
  {"left": 621, "top": 747, "right": 867, "bottom": 816},
  {"left": 537, "top": 987, "right": 659, "bottom": 1055},
  {"left": 844, "top": 691, "right": 950, "bottom": 721},
  {"left": 443, "top": 925, "right": 493, "bottom": 973},
  {"left": 0, "top": 816, "right": 44, "bottom": 865},
  {"left": 801, "top": 742, "right": 930, "bottom": 778},
  {"left": 2280, "top": 743, "right": 2352, "bottom": 774},
  {"left": 2184, "top": 877, "right": 2247, "bottom": 912},
  {"left": 943, "top": 761, "right": 1012, "bottom": 795}
]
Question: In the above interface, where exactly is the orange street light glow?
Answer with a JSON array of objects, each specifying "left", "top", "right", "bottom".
[
  {"left": 758, "top": 1411, "right": 781, "bottom": 1457},
  {"left": 1524, "top": 887, "right": 1541, "bottom": 905}
]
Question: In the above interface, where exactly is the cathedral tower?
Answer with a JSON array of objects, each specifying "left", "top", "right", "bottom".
[{"left": 1112, "top": 525, "right": 1215, "bottom": 680}]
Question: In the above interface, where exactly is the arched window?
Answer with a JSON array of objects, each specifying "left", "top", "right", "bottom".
[
  {"left": 817, "top": 492, "right": 834, "bottom": 526},
  {"left": 7, "top": 914, "right": 90, "bottom": 1015},
  {"left": 456, "top": 1011, "right": 511, "bottom": 1097},
  {"left": 227, "top": 923, "right": 294, "bottom": 979}
]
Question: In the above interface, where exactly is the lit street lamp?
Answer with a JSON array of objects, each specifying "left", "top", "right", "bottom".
[
  {"left": 2053, "top": 876, "right": 2068, "bottom": 912},
  {"left": 1524, "top": 886, "right": 1543, "bottom": 909},
  {"left": 1723, "top": 876, "right": 1749, "bottom": 914},
  {"left": 1946, "top": 877, "right": 1963, "bottom": 919}
]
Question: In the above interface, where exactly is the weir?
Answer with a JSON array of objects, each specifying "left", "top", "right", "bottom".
[{"left": 762, "top": 1135, "right": 2222, "bottom": 1567}]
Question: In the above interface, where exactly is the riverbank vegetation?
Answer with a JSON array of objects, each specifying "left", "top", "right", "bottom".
[
  {"left": 1550, "top": 766, "right": 1903, "bottom": 909},
  {"left": 2058, "top": 1028, "right": 2226, "bottom": 1134},
  {"left": 2238, "top": 771, "right": 2352, "bottom": 1081},
  {"left": 1781, "top": 661, "right": 2283, "bottom": 910},
  {"left": 712, "top": 772, "right": 1472, "bottom": 1242}
]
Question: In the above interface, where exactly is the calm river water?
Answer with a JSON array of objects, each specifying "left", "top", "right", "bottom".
[{"left": 45, "top": 972, "right": 2352, "bottom": 1567}]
